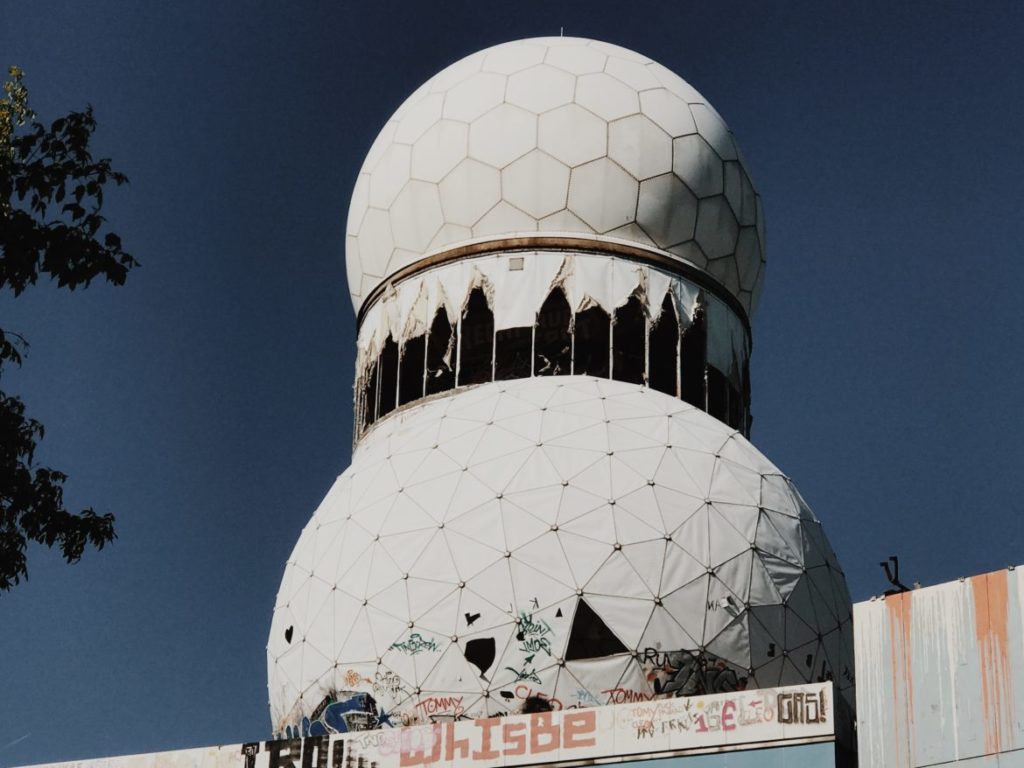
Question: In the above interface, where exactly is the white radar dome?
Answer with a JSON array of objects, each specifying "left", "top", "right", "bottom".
[
  {"left": 267, "top": 377, "right": 852, "bottom": 737},
  {"left": 345, "top": 38, "right": 765, "bottom": 318}
]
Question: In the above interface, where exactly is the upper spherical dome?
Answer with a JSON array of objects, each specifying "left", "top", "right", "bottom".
[
  {"left": 267, "top": 376, "right": 852, "bottom": 737},
  {"left": 345, "top": 37, "right": 765, "bottom": 318}
]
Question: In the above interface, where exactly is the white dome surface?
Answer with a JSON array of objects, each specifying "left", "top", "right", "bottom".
[
  {"left": 346, "top": 38, "right": 765, "bottom": 318},
  {"left": 267, "top": 377, "right": 852, "bottom": 736}
]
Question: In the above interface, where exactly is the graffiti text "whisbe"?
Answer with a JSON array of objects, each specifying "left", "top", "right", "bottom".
[{"left": 400, "top": 711, "right": 597, "bottom": 766}]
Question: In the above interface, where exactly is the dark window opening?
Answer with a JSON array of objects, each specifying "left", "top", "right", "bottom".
[
  {"left": 648, "top": 295, "right": 679, "bottom": 396},
  {"left": 612, "top": 296, "right": 646, "bottom": 385},
  {"left": 457, "top": 288, "right": 494, "bottom": 386},
  {"left": 680, "top": 305, "right": 706, "bottom": 409},
  {"left": 534, "top": 288, "right": 572, "bottom": 376},
  {"left": 495, "top": 327, "right": 532, "bottom": 380},
  {"left": 426, "top": 310, "right": 456, "bottom": 395},
  {"left": 378, "top": 335, "right": 399, "bottom": 418},
  {"left": 357, "top": 284, "right": 749, "bottom": 438},
  {"left": 565, "top": 598, "right": 628, "bottom": 661},
  {"left": 573, "top": 305, "right": 610, "bottom": 377},
  {"left": 727, "top": 381, "right": 743, "bottom": 431},
  {"left": 706, "top": 365, "right": 729, "bottom": 425},
  {"left": 398, "top": 334, "right": 426, "bottom": 406},
  {"left": 726, "top": 354, "right": 744, "bottom": 431},
  {"left": 362, "top": 362, "right": 379, "bottom": 430},
  {"left": 742, "top": 357, "right": 752, "bottom": 434}
]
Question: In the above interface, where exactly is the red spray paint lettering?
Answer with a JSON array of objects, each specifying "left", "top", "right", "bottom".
[{"left": 399, "top": 711, "right": 597, "bottom": 766}]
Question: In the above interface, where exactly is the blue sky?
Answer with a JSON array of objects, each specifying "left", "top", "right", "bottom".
[{"left": 2, "top": 1, "right": 1023, "bottom": 765}]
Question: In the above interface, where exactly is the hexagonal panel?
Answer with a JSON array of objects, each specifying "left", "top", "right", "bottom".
[
  {"left": 347, "top": 174, "right": 370, "bottom": 236},
  {"left": 606, "top": 57, "right": 660, "bottom": 90},
  {"left": 411, "top": 120, "right": 468, "bottom": 182},
  {"left": 668, "top": 241, "right": 708, "bottom": 270},
  {"left": 429, "top": 223, "right": 473, "bottom": 250},
  {"left": 368, "top": 143, "right": 411, "bottom": 209},
  {"left": 390, "top": 181, "right": 444, "bottom": 252},
  {"left": 507, "top": 64, "right": 575, "bottom": 114},
  {"left": 576, "top": 73, "right": 640, "bottom": 121},
  {"left": 755, "top": 196, "right": 766, "bottom": 249},
  {"left": 538, "top": 208, "right": 594, "bottom": 233},
  {"left": 538, "top": 104, "right": 607, "bottom": 167},
  {"left": 357, "top": 208, "right": 393, "bottom": 274},
  {"left": 439, "top": 158, "right": 501, "bottom": 227},
  {"left": 442, "top": 71, "right": 506, "bottom": 122},
  {"left": 588, "top": 40, "right": 651, "bottom": 63},
  {"left": 646, "top": 61, "right": 704, "bottom": 103},
  {"left": 362, "top": 120, "right": 397, "bottom": 172},
  {"left": 472, "top": 201, "right": 538, "bottom": 237},
  {"left": 568, "top": 157, "right": 638, "bottom": 233},
  {"left": 394, "top": 93, "right": 444, "bottom": 144},
  {"left": 723, "top": 161, "right": 744, "bottom": 220},
  {"left": 502, "top": 150, "right": 570, "bottom": 218},
  {"left": 358, "top": 273, "right": 381, "bottom": 302},
  {"left": 545, "top": 44, "right": 606, "bottom": 75},
  {"left": 608, "top": 115, "right": 672, "bottom": 180},
  {"left": 482, "top": 42, "right": 546, "bottom": 74},
  {"left": 385, "top": 248, "right": 421, "bottom": 280},
  {"left": 707, "top": 255, "right": 740, "bottom": 295},
  {"left": 735, "top": 227, "right": 762, "bottom": 292},
  {"left": 695, "top": 196, "right": 739, "bottom": 260},
  {"left": 640, "top": 89, "right": 697, "bottom": 138},
  {"left": 691, "top": 103, "right": 737, "bottom": 161},
  {"left": 673, "top": 134, "right": 723, "bottom": 198},
  {"left": 468, "top": 104, "right": 537, "bottom": 168},
  {"left": 637, "top": 173, "right": 698, "bottom": 248},
  {"left": 428, "top": 50, "right": 485, "bottom": 92},
  {"left": 345, "top": 235, "right": 362, "bottom": 295},
  {"left": 739, "top": 170, "right": 757, "bottom": 227},
  {"left": 607, "top": 222, "right": 655, "bottom": 246}
]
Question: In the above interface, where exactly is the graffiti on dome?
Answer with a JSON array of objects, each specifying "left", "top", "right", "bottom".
[
  {"left": 277, "top": 690, "right": 383, "bottom": 739},
  {"left": 574, "top": 688, "right": 602, "bottom": 706},
  {"left": 415, "top": 695, "right": 466, "bottom": 721},
  {"left": 505, "top": 665, "right": 543, "bottom": 684},
  {"left": 602, "top": 688, "right": 657, "bottom": 705},
  {"left": 641, "top": 648, "right": 749, "bottom": 696},
  {"left": 344, "top": 669, "right": 373, "bottom": 688},
  {"left": 389, "top": 633, "right": 439, "bottom": 655},
  {"left": 515, "top": 611, "right": 553, "bottom": 656},
  {"left": 373, "top": 669, "right": 406, "bottom": 700}
]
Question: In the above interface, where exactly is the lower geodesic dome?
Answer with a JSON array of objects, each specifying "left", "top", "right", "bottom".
[{"left": 267, "top": 376, "right": 853, "bottom": 737}]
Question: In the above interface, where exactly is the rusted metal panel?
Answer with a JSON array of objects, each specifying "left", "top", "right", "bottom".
[{"left": 855, "top": 566, "right": 1024, "bottom": 767}]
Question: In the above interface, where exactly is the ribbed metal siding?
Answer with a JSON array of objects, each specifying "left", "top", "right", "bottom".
[{"left": 855, "top": 567, "right": 1024, "bottom": 766}]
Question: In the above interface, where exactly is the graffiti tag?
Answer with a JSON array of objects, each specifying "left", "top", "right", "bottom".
[{"left": 390, "top": 633, "right": 439, "bottom": 655}]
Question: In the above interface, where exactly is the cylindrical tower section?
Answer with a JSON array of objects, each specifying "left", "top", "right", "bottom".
[{"left": 355, "top": 243, "right": 751, "bottom": 436}]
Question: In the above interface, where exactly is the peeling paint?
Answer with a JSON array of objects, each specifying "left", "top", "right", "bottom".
[
  {"left": 855, "top": 566, "right": 1024, "bottom": 767},
  {"left": 970, "top": 571, "right": 1013, "bottom": 755},
  {"left": 885, "top": 591, "right": 915, "bottom": 766}
]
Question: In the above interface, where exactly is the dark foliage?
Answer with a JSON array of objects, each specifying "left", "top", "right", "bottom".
[{"left": 0, "top": 66, "right": 134, "bottom": 590}]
